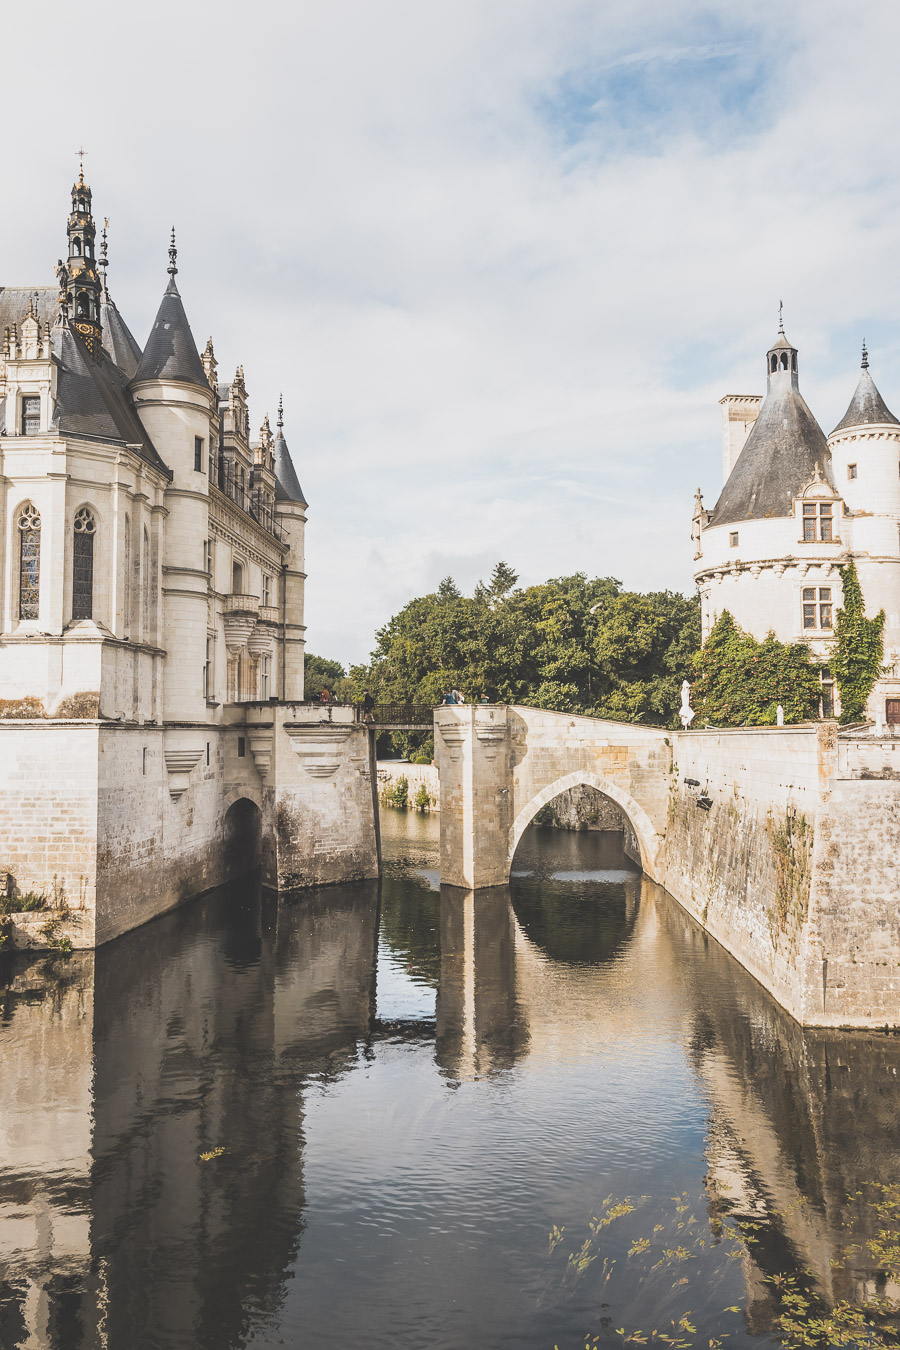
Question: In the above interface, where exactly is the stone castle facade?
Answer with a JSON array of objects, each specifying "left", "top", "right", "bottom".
[
  {"left": 0, "top": 172, "right": 378, "bottom": 946},
  {"left": 693, "top": 321, "right": 900, "bottom": 721}
]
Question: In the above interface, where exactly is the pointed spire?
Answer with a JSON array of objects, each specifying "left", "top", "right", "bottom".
[
  {"left": 99, "top": 218, "right": 109, "bottom": 297},
  {"left": 132, "top": 230, "right": 207, "bottom": 387},
  {"left": 272, "top": 395, "right": 307, "bottom": 505},
  {"left": 64, "top": 168, "right": 102, "bottom": 353},
  {"left": 778, "top": 298, "right": 784, "bottom": 335},
  {"left": 831, "top": 343, "right": 899, "bottom": 434}
]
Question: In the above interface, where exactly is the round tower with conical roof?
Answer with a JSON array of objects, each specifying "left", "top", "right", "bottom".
[
  {"left": 273, "top": 394, "right": 308, "bottom": 700},
  {"left": 694, "top": 316, "right": 845, "bottom": 690},
  {"left": 131, "top": 231, "right": 216, "bottom": 725},
  {"left": 828, "top": 343, "right": 900, "bottom": 716}
]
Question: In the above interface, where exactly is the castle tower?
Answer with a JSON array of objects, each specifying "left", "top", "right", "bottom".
[
  {"left": 694, "top": 315, "right": 843, "bottom": 665},
  {"left": 131, "top": 231, "right": 213, "bottom": 723},
  {"left": 828, "top": 344, "right": 900, "bottom": 717},
  {"left": 63, "top": 170, "right": 102, "bottom": 353},
  {"left": 273, "top": 395, "right": 307, "bottom": 700}
]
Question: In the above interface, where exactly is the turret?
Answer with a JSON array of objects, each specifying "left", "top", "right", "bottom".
[
  {"left": 62, "top": 169, "right": 102, "bottom": 353},
  {"left": 272, "top": 395, "right": 307, "bottom": 700},
  {"left": 828, "top": 342, "right": 900, "bottom": 718},
  {"left": 131, "top": 231, "right": 214, "bottom": 724}
]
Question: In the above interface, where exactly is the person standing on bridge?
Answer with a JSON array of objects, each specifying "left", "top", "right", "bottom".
[{"left": 362, "top": 690, "right": 375, "bottom": 722}]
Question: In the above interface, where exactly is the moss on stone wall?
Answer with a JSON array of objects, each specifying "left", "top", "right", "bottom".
[{"left": 767, "top": 812, "right": 813, "bottom": 951}]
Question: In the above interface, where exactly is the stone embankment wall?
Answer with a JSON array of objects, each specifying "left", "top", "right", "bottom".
[
  {"left": 667, "top": 725, "right": 900, "bottom": 1027},
  {"left": 0, "top": 704, "right": 380, "bottom": 949}
]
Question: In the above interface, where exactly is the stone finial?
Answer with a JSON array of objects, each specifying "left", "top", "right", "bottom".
[
  {"left": 202, "top": 336, "right": 218, "bottom": 391},
  {"left": 778, "top": 298, "right": 784, "bottom": 335},
  {"left": 168, "top": 227, "right": 178, "bottom": 278},
  {"left": 861, "top": 339, "right": 869, "bottom": 370}
]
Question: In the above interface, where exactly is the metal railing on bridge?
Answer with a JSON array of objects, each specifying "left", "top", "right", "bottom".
[{"left": 360, "top": 703, "right": 435, "bottom": 729}]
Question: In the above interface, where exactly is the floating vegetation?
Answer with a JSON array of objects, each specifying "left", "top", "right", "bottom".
[
  {"left": 547, "top": 1185, "right": 900, "bottom": 1349},
  {"left": 199, "top": 1147, "right": 227, "bottom": 1162}
]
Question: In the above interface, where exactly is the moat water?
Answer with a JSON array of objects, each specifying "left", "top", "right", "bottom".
[{"left": 1, "top": 812, "right": 899, "bottom": 1349}]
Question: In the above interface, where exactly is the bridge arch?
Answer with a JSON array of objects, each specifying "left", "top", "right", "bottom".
[{"left": 509, "top": 770, "right": 663, "bottom": 881}]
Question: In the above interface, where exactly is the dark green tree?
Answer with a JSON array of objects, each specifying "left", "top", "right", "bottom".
[
  {"left": 831, "top": 559, "right": 885, "bottom": 723},
  {"left": 303, "top": 652, "right": 347, "bottom": 700},
  {"left": 355, "top": 569, "right": 699, "bottom": 730},
  {"left": 693, "top": 611, "right": 821, "bottom": 726}
]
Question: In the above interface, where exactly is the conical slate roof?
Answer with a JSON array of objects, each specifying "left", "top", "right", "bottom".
[
  {"left": 711, "top": 327, "right": 830, "bottom": 527},
  {"left": 133, "top": 274, "right": 207, "bottom": 388},
  {"left": 273, "top": 400, "right": 307, "bottom": 505},
  {"left": 100, "top": 294, "right": 142, "bottom": 378},
  {"left": 831, "top": 354, "right": 898, "bottom": 434}
]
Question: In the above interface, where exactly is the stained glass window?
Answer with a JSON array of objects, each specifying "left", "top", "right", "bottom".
[
  {"left": 73, "top": 507, "right": 96, "bottom": 620},
  {"left": 17, "top": 504, "right": 41, "bottom": 620}
]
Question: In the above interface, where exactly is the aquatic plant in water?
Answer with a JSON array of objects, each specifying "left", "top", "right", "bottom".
[{"left": 548, "top": 1185, "right": 900, "bottom": 1349}]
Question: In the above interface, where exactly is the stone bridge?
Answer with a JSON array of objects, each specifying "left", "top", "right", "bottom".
[
  {"left": 434, "top": 704, "right": 900, "bottom": 1029},
  {"left": 434, "top": 704, "right": 672, "bottom": 889}
]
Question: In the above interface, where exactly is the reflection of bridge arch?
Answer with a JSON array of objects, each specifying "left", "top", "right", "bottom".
[{"left": 509, "top": 770, "right": 660, "bottom": 879}]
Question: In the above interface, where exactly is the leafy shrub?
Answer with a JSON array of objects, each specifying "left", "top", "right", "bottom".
[
  {"left": 0, "top": 891, "right": 48, "bottom": 916},
  {"left": 414, "top": 785, "right": 431, "bottom": 810},
  {"left": 392, "top": 775, "right": 409, "bottom": 809},
  {"left": 693, "top": 611, "right": 821, "bottom": 725},
  {"left": 413, "top": 755, "right": 431, "bottom": 765}
]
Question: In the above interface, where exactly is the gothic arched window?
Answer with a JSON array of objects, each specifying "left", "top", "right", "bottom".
[
  {"left": 17, "top": 504, "right": 41, "bottom": 620},
  {"left": 72, "top": 507, "right": 96, "bottom": 620}
]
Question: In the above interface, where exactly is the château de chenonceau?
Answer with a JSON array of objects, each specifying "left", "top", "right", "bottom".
[{"left": 2, "top": 173, "right": 899, "bottom": 1031}]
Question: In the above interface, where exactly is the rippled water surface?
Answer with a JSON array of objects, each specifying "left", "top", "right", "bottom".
[{"left": 2, "top": 812, "right": 899, "bottom": 1349}]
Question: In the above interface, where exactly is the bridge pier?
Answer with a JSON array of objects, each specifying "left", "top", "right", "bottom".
[{"left": 434, "top": 705, "right": 513, "bottom": 889}]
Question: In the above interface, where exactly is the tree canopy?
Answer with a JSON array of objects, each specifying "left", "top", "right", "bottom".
[{"left": 333, "top": 566, "right": 700, "bottom": 734}]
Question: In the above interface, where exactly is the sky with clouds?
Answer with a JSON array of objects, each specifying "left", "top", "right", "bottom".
[{"left": 4, "top": 0, "right": 900, "bottom": 665}]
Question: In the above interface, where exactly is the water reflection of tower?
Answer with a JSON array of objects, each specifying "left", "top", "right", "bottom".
[{"left": 0, "top": 877, "right": 381, "bottom": 1349}]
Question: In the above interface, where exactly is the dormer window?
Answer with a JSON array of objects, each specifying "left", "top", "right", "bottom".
[
  {"left": 21, "top": 396, "right": 40, "bottom": 436},
  {"left": 803, "top": 502, "right": 833, "bottom": 542}
]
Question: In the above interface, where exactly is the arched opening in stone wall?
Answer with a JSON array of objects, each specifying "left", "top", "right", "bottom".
[
  {"left": 223, "top": 797, "right": 262, "bottom": 879},
  {"left": 508, "top": 783, "right": 642, "bottom": 965}
]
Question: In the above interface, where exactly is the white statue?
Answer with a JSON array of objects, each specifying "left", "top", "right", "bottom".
[
  {"left": 875, "top": 706, "right": 885, "bottom": 736},
  {"left": 776, "top": 704, "right": 784, "bottom": 727},
  {"left": 679, "top": 680, "right": 695, "bottom": 729}
]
